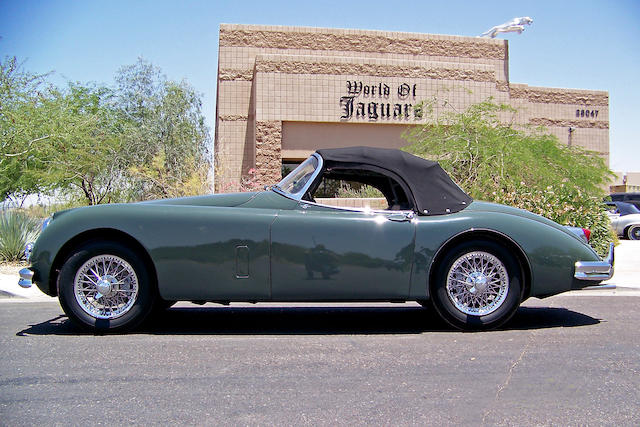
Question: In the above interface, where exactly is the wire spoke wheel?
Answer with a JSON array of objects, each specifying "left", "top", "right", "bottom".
[
  {"left": 445, "top": 251, "right": 509, "bottom": 316},
  {"left": 73, "top": 254, "right": 139, "bottom": 320}
]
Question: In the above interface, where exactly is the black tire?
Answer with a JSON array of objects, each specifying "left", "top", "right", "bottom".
[
  {"left": 57, "top": 241, "right": 156, "bottom": 333},
  {"left": 149, "top": 298, "right": 177, "bottom": 319},
  {"left": 627, "top": 225, "right": 640, "bottom": 240},
  {"left": 431, "top": 240, "right": 522, "bottom": 331},
  {"left": 157, "top": 299, "right": 177, "bottom": 310}
]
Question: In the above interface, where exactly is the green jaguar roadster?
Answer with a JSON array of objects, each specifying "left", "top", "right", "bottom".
[{"left": 19, "top": 147, "right": 614, "bottom": 332}]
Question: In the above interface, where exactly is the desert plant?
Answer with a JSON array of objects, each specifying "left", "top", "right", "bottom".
[
  {"left": 336, "top": 183, "right": 384, "bottom": 199},
  {"left": 0, "top": 210, "right": 40, "bottom": 262}
]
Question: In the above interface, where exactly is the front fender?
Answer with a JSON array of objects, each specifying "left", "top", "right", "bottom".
[{"left": 30, "top": 203, "right": 278, "bottom": 300}]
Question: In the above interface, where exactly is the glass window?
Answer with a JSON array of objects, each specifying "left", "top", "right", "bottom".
[
  {"left": 277, "top": 156, "right": 318, "bottom": 196},
  {"left": 314, "top": 177, "right": 385, "bottom": 199}
]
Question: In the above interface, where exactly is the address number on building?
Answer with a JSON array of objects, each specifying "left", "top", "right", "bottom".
[{"left": 576, "top": 109, "right": 598, "bottom": 118}]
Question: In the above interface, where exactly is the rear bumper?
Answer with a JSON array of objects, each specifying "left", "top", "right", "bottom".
[{"left": 574, "top": 243, "right": 615, "bottom": 281}]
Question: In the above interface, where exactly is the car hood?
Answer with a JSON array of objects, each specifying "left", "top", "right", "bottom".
[
  {"left": 139, "top": 192, "right": 260, "bottom": 207},
  {"left": 48, "top": 192, "right": 263, "bottom": 223}
]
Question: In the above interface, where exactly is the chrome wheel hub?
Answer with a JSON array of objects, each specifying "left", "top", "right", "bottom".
[
  {"left": 73, "top": 255, "right": 139, "bottom": 320},
  {"left": 446, "top": 251, "right": 509, "bottom": 316},
  {"left": 467, "top": 271, "right": 488, "bottom": 293},
  {"left": 96, "top": 275, "right": 117, "bottom": 296}
]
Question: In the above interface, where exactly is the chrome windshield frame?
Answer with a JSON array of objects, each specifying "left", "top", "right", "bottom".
[{"left": 272, "top": 153, "right": 324, "bottom": 201}]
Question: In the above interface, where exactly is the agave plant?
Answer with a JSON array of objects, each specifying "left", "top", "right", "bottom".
[{"left": 0, "top": 210, "right": 41, "bottom": 262}]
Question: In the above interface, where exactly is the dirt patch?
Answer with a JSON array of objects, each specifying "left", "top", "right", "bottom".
[{"left": 0, "top": 263, "right": 24, "bottom": 275}]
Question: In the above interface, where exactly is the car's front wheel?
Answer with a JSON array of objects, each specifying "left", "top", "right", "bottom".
[
  {"left": 57, "top": 241, "right": 156, "bottom": 333},
  {"left": 431, "top": 240, "right": 522, "bottom": 331},
  {"left": 627, "top": 225, "right": 640, "bottom": 240}
]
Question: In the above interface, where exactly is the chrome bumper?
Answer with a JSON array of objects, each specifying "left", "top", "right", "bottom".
[
  {"left": 18, "top": 268, "right": 34, "bottom": 288},
  {"left": 574, "top": 243, "right": 615, "bottom": 281},
  {"left": 19, "top": 242, "right": 35, "bottom": 288}
]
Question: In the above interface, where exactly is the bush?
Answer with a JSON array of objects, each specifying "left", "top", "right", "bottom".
[{"left": 0, "top": 210, "right": 40, "bottom": 262}]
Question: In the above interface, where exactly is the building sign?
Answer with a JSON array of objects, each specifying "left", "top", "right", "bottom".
[
  {"left": 340, "top": 81, "right": 423, "bottom": 121},
  {"left": 576, "top": 109, "right": 599, "bottom": 119}
]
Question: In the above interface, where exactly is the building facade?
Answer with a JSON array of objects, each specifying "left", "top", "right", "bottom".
[
  {"left": 215, "top": 24, "right": 609, "bottom": 191},
  {"left": 611, "top": 172, "right": 640, "bottom": 193}
]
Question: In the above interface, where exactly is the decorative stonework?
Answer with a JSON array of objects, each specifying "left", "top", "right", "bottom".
[
  {"left": 219, "top": 69, "right": 254, "bottom": 81},
  {"left": 216, "top": 24, "right": 610, "bottom": 194},
  {"left": 255, "top": 121, "right": 283, "bottom": 185},
  {"left": 511, "top": 87, "right": 608, "bottom": 106},
  {"left": 219, "top": 115, "right": 248, "bottom": 122},
  {"left": 495, "top": 81, "right": 510, "bottom": 92},
  {"left": 220, "top": 29, "right": 506, "bottom": 60},
  {"left": 529, "top": 118, "right": 609, "bottom": 129},
  {"left": 255, "top": 60, "right": 495, "bottom": 82}
]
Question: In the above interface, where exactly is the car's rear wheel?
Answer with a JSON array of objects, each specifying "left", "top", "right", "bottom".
[
  {"left": 627, "top": 225, "right": 640, "bottom": 240},
  {"left": 57, "top": 241, "right": 156, "bottom": 333},
  {"left": 431, "top": 240, "right": 522, "bottom": 331}
]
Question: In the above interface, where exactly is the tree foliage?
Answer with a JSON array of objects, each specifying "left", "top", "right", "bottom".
[
  {"left": 34, "top": 83, "right": 126, "bottom": 205},
  {"left": 117, "top": 59, "right": 211, "bottom": 200},
  {"left": 0, "top": 56, "right": 211, "bottom": 205},
  {"left": 404, "top": 100, "right": 610, "bottom": 194},
  {"left": 0, "top": 57, "right": 52, "bottom": 202},
  {"left": 403, "top": 100, "right": 616, "bottom": 256}
]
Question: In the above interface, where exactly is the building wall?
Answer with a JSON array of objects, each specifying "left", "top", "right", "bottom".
[
  {"left": 215, "top": 24, "right": 609, "bottom": 191},
  {"left": 611, "top": 172, "right": 640, "bottom": 193}
]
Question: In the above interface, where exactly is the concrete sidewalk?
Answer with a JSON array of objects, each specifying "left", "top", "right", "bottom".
[
  {"left": 599, "top": 240, "right": 639, "bottom": 289},
  {"left": 0, "top": 241, "right": 637, "bottom": 302},
  {"left": 0, "top": 264, "right": 55, "bottom": 302}
]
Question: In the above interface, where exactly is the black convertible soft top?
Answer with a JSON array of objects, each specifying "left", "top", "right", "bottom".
[{"left": 316, "top": 146, "right": 472, "bottom": 216}]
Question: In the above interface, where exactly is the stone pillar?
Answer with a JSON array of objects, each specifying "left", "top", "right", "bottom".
[{"left": 254, "top": 120, "right": 283, "bottom": 186}]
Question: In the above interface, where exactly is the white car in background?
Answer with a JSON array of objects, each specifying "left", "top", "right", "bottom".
[{"left": 605, "top": 201, "right": 640, "bottom": 240}]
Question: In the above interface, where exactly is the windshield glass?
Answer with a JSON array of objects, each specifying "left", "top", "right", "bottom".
[
  {"left": 276, "top": 156, "right": 318, "bottom": 196},
  {"left": 619, "top": 202, "right": 640, "bottom": 215}
]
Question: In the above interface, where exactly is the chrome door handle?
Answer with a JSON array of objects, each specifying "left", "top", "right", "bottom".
[{"left": 387, "top": 211, "right": 414, "bottom": 222}]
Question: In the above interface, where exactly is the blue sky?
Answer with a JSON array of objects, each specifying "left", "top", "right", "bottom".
[{"left": 1, "top": 0, "right": 638, "bottom": 171}]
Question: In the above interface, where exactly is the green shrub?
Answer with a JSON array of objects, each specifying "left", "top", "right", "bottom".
[
  {"left": 336, "top": 184, "right": 384, "bottom": 199},
  {"left": 0, "top": 210, "right": 40, "bottom": 262}
]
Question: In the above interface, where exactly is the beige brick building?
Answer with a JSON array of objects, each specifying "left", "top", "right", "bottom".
[
  {"left": 215, "top": 24, "right": 609, "bottom": 191},
  {"left": 611, "top": 172, "right": 640, "bottom": 193}
]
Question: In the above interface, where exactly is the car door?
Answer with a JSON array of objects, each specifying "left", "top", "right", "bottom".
[
  {"left": 270, "top": 201, "right": 416, "bottom": 300},
  {"left": 147, "top": 205, "right": 277, "bottom": 301}
]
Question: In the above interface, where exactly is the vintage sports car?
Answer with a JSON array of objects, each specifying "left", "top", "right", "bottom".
[
  {"left": 19, "top": 147, "right": 614, "bottom": 332},
  {"left": 608, "top": 192, "right": 640, "bottom": 210},
  {"left": 605, "top": 201, "right": 640, "bottom": 240}
]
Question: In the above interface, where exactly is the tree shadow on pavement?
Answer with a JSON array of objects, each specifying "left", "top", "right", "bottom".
[{"left": 16, "top": 305, "right": 600, "bottom": 336}]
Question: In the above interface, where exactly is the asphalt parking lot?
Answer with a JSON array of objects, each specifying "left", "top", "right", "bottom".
[
  {"left": 1, "top": 297, "right": 639, "bottom": 425},
  {"left": 0, "top": 242, "right": 638, "bottom": 424}
]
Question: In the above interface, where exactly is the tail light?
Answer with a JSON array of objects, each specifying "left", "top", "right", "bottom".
[{"left": 582, "top": 228, "right": 591, "bottom": 242}]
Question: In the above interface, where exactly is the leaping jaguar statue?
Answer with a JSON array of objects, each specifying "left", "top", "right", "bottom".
[{"left": 480, "top": 17, "right": 533, "bottom": 38}]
